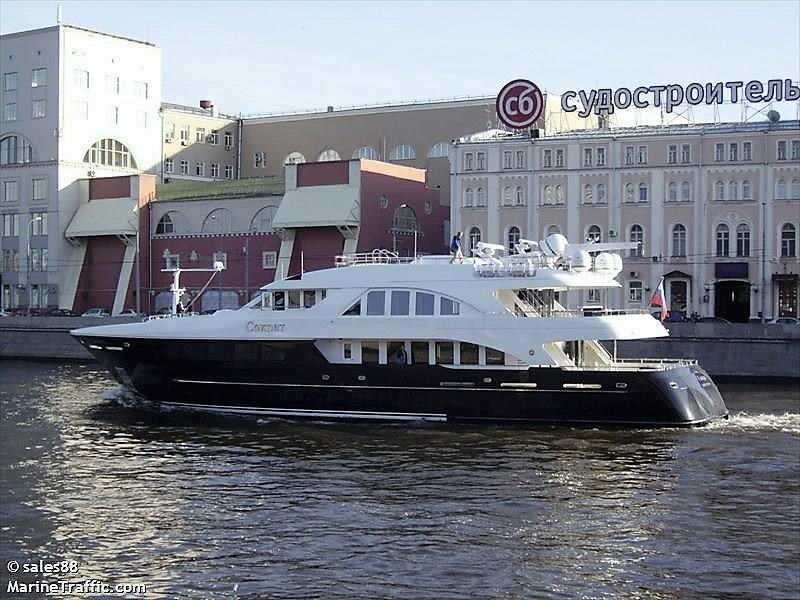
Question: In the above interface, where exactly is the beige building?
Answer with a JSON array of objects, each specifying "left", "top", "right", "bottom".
[{"left": 450, "top": 120, "right": 800, "bottom": 321}]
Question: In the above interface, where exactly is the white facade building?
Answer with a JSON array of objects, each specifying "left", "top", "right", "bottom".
[
  {"left": 450, "top": 121, "right": 800, "bottom": 321},
  {"left": 1, "top": 25, "right": 161, "bottom": 310}
]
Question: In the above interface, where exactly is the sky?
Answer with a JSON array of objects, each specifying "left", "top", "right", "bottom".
[{"left": 1, "top": 0, "right": 798, "bottom": 122}]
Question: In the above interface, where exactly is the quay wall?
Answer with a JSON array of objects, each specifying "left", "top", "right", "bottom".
[{"left": 0, "top": 318, "right": 799, "bottom": 378}]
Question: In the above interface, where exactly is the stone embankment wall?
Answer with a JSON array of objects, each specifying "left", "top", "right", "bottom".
[{"left": 1, "top": 318, "right": 799, "bottom": 378}]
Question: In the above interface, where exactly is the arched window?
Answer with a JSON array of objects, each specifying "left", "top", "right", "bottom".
[
  {"left": 546, "top": 224, "right": 562, "bottom": 236},
  {"left": 284, "top": 151, "right": 306, "bottom": 165},
  {"left": 352, "top": 146, "right": 378, "bottom": 160},
  {"left": 555, "top": 185, "right": 564, "bottom": 204},
  {"left": 515, "top": 186, "right": 525, "bottom": 206},
  {"left": 791, "top": 179, "right": 800, "bottom": 199},
  {"left": 391, "top": 204, "right": 418, "bottom": 233},
  {"left": 728, "top": 180, "right": 738, "bottom": 201},
  {"left": 508, "top": 226, "right": 521, "bottom": 253},
  {"left": 584, "top": 184, "right": 593, "bottom": 204},
  {"left": 427, "top": 141, "right": 450, "bottom": 158},
  {"left": 250, "top": 206, "right": 278, "bottom": 232},
  {"left": 776, "top": 179, "right": 787, "bottom": 200},
  {"left": 543, "top": 185, "right": 553, "bottom": 205},
  {"left": 672, "top": 224, "right": 687, "bottom": 257},
  {"left": 681, "top": 181, "right": 691, "bottom": 202},
  {"left": 202, "top": 208, "right": 233, "bottom": 234},
  {"left": 667, "top": 181, "right": 678, "bottom": 202},
  {"left": 587, "top": 224, "right": 602, "bottom": 243},
  {"left": 476, "top": 187, "right": 486, "bottom": 206},
  {"left": 502, "top": 186, "right": 512, "bottom": 206},
  {"left": 629, "top": 224, "right": 644, "bottom": 257},
  {"left": 736, "top": 223, "right": 750, "bottom": 257},
  {"left": 596, "top": 183, "right": 606, "bottom": 204},
  {"left": 742, "top": 180, "right": 752, "bottom": 200},
  {"left": 625, "top": 182, "right": 634, "bottom": 203},
  {"left": 317, "top": 149, "right": 341, "bottom": 162},
  {"left": 389, "top": 144, "right": 416, "bottom": 160},
  {"left": 464, "top": 187, "right": 474, "bottom": 207},
  {"left": 83, "top": 138, "right": 137, "bottom": 168},
  {"left": 155, "top": 211, "right": 188, "bottom": 235},
  {"left": 715, "top": 223, "right": 730, "bottom": 256},
  {"left": 468, "top": 227, "right": 482, "bottom": 254},
  {"left": 715, "top": 180, "right": 725, "bottom": 201},
  {"left": 638, "top": 182, "right": 648, "bottom": 202},
  {"left": 0, "top": 134, "right": 34, "bottom": 165},
  {"left": 781, "top": 223, "right": 797, "bottom": 257}
]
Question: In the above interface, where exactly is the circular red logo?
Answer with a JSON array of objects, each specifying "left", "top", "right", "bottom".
[{"left": 496, "top": 79, "right": 544, "bottom": 129}]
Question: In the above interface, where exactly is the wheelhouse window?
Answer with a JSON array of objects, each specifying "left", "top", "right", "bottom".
[
  {"left": 415, "top": 292, "right": 434, "bottom": 315},
  {"left": 440, "top": 297, "right": 460, "bottom": 315},
  {"left": 390, "top": 290, "right": 410, "bottom": 316},
  {"left": 366, "top": 291, "right": 385, "bottom": 315}
]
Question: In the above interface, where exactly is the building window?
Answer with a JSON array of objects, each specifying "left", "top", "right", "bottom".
[
  {"left": 31, "top": 178, "right": 47, "bottom": 201},
  {"left": 555, "top": 185, "right": 564, "bottom": 205},
  {"left": 542, "top": 185, "right": 552, "bottom": 205},
  {"left": 195, "top": 162, "right": 205, "bottom": 177},
  {"left": 3, "top": 72, "right": 18, "bottom": 91},
  {"left": 792, "top": 179, "right": 800, "bottom": 199},
  {"left": 667, "top": 181, "right": 678, "bottom": 202},
  {"left": 629, "top": 224, "right": 644, "bottom": 257},
  {"left": 262, "top": 251, "right": 277, "bottom": 269},
  {"left": 180, "top": 126, "right": 190, "bottom": 143},
  {"left": 508, "top": 226, "right": 521, "bottom": 253},
  {"left": 224, "top": 131, "right": 233, "bottom": 148},
  {"left": 354, "top": 146, "right": 378, "bottom": 159},
  {"left": 164, "top": 122, "right": 175, "bottom": 141},
  {"left": 3, "top": 180, "right": 18, "bottom": 203},
  {"left": 742, "top": 180, "right": 752, "bottom": 200},
  {"left": 776, "top": 140, "right": 787, "bottom": 160},
  {"left": 2, "top": 213, "right": 20, "bottom": 237},
  {"left": 254, "top": 152, "right": 266, "bottom": 168},
  {"left": 515, "top": 186, "right": 525, "bottom": 206},
  {"left": 555, "top": 149, "right": 564, "bottom": 167},
  {"left": 30, "top": 211, "right": 47, "bottom": 235},
  {"left": 596, "top": 147, "right": 605, "bottom": 166},
  {"left": 107, "top": 105, "right": 118, "bottom": 125},
  {"left": 776, "top": 179, "right": 787, "bottom": 200},
  {"left": 715, "top": 143, "right": 725, "bottom": 161},
  {"left": 156, "top": 212, "right": 187, "bottom": 235},
  {"left": 74, "top": 69, "right": 89, "bottom": 88},
  {"left": 624, "top": 182, "right": 634, "bottom": 203},
  {"left": 596, "top": 183, "right": 606, "bottom": 204},
  {"left": 668, "top": 145, "right": 677, "bottom": 164},
  {"left": 464, "top": 152, "right": 474, "bottom": 171},
  {"left": 3, "top": 102, "right": 16, "bottom": 122},
  {"left": 476, "top": 187, "right": 486, "bottom": 207},
  {"left": 31, "top": 68, "right": 46, "bottom": 87},
  {"left": 681, "top": 144, "right": 691, "bottom": 163},
  {"left": 628, "top": 280, "right": 643, "bottom": 303},
  {"left": 212, "top": 251, "right": 227, "bottom": 269},
  {"left": 715, "top": 180, "right": 725, "bottom": 201},
  {"left": 318, "top": 149, "right": 340, "bottom": 161},
  {"left": 583, "top": 184, "right": 593, "bottom": 204},
  {"left": 105, "top": 75, "right": 120, "bottom": 94},
  {"left": 251, "top": 206, "right": 277, "bottom": 232},
  {"left": 225, "top": 165, "right": 233, "bottom": 179},
  {"left": 781, "top": 223, "right": 796, "bottom": 257},
  {"left": 389, "top": 144, "right": 415, "bottom": 160},
  {"left": 680, "top": 181, "right": 691, "bottom": 202},
  {"left": 637, "top": 145, "right": 648, "bottom": 164},
  {"left": 728, "top": 180, "right": 738, "bottom": 201},
  {"left": 211, "top": 163, "right": 219, "bottom": 178},
  {"left": 2, "top": 249, "right": 19, "bottom": 271},
  {"left": 164, "top": 159, "right": 174, "bottom": 174},
  {"left": 208, "top": 131, "right": 219, "bottom": 145},
  {"left": 542, "top": 149, "right": 552, "bottom": 168},
  {"left": 736, "top": 223, "right": 750, "bottom": 257},
  {"left": 586, "top": 225, "right": 602, "bottom": 243},
  {"left": 202, "top": 209, "right": 233, "bottom": 234},
  {"left": 195, "top": 127, "right": 206, "bottom": 143},
  {"left": 638, "top": 183, "right": 648, "bottom": 202},
  {"left": 792, "top": 140, "right": 800, "bottom": 160},
  {"left": 715, "top": 223, "right": 730, "bottom": 257},
  {"left": 729, "top": 142, "right": 738, "bottom": 161},
  {"left": 583, "top": 148, "right": 593, "bottom": 167},
  {"left": 468, "top": 227, "right": 482, "bottom": 254},
  {"left": 464, "top": 187, "right": 473, "bottom": 207},
  {"left": 1, "top": 136, "right": 32, "bottom": 166},
  {"left": 743, "top": 141, "right": 752, "bottom": 161},
  {"left": 625, "top": 146, "right": 634, "bottom": 165},
  {"left": 83, "top": 139, "right": 137, "bottom": 168},
  {"left": 672, "top": 224, "right": 687, "bottom": 257},
  {"left": 515, "top": 150, "right": 525, "bottom": 169},
  {"left": 284, "top": 151, "right": 305, "bottom": 165},
  {"left": 180, "top": 160, "right": 188, "bottom": 175},
  {"left": 133, "top": 81, "right": 149, "bottom": 99},
  {"left": 164, "top": 251, "right": 179, "bottom": 270},
  {"left": 428, "top": 141, "right": 449, "bottom": 158},
  {"left": 502, "top": 186, "right": 512, "bottom": 206},
  {"left": 503, "top": 151, "right": 512, "bottom": 169}
]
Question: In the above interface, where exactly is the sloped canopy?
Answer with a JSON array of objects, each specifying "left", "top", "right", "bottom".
[
  {"left": 65, "top": 198, "right": 138, "bottom": 238},
  {"left": 272, "top": 184, "right": 360, "bottom": 229}
]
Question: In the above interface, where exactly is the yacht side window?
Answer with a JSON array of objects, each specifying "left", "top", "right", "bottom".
[
  {"left": 415, "top": 292, "right": 434, "bottom": 315},
  {"left": 436, "top": 341, "right": 454, "bottom": 364},
  {"left": 461, "top": 342, "right": 479, "bottom": 365},
  {"left": 486, "top": 347, "right": 505, "bottom": 365},
  {"left": 343, "top": 343, "right": 352, "bottom": 360},
  {"left": 303, "top": 290, "right": 316, "bottom": 308},
  {"left": 343, "top": 300, "right": 361, "bottom": 316},
  {"left": 288, "top": 290, "right": 302, "bottom": 309},
  {"left": 411, "top": 341, "right": 430, "bottom": 365},
  {"left": 390, "top": 291, "right": 410, "bottom": 315},
  {"left": 366, "top": 291, "right": 386, "bottom": 315},
  {"left": 440, "top": 297, "right": 460, "bottom": 315},
  {"left": 273, "top": 291, "right": 285, "bottom": 311}
]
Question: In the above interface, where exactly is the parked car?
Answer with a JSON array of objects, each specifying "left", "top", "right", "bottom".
[
  {"left": 117, "top": 308, "right": 142, "bottom": 317},
  {"left": 769, "top": 316, "right": 799, "bottom": 325},
  {"left": 81, "top": 308, "right": 110, "bottom": 317},
  {"left": 45, "top": 307, "right": 75, "bottom": 317}
]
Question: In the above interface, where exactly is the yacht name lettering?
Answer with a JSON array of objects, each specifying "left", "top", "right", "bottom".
[{"left": 247, "top": 321, "right": 286, "bottom": 334}]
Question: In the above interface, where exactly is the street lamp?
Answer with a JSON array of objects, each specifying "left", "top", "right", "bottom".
[{"left": 27, "top": 215, "right": 42, "bottom": 315}]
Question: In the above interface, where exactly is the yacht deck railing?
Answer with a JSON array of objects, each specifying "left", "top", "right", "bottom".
[{"left": 335, "top": 249, "right": 403, "bottom": 267}]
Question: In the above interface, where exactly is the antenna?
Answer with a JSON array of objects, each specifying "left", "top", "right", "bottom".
[{"left": 57, "top": 4, "right": 63, "bottom": 24}]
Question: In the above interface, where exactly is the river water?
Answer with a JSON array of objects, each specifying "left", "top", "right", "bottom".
[{"left": 0, "top": 360, "right": 798, "bottom": 599}]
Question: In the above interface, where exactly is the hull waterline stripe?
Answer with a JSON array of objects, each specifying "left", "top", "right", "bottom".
[
  {"left": 173, "top": 378, "right": 628, "bottom": 394},
  {"left": 160, "top": 402, "right": 447, "bottom": 422}
]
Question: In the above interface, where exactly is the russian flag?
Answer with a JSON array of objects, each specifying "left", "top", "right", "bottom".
[{"left": 650, "top": 278, "right": 668, "bottom": 321}]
